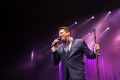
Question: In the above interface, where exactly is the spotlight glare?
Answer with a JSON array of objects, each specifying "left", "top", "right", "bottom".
[
  {"left": 105, "top": 27, "right": 110, "bottom": 31},
  {"left": 75, "top": 22, "right": 77, "bottom": 24},
  {"left": 88, "top": 32, "right": 90, "bottom": 35},
  {"left": 107, "top": 27, "right": 109, "bottom": 30},
  {"left": 31, "top": 50, "right": 34, "bottom": 61},
  {"left": 108, "top": 11, "right": 111, "bottom": 14},
  {"left": 92, "top": 16, "right": 94, "bottom": 19}
]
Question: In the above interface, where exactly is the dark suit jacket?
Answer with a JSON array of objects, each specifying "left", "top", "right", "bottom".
[{"left": 51, "top": 39, "right": 96, "bottom": 80}]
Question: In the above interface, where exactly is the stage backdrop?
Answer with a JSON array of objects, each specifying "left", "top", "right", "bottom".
[{"left": 6, "top": 9, "right": 120, "bottom": 80}]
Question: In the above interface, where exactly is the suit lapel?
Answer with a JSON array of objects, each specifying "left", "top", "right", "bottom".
[{"left": 60, "top": 44, "right": 68, "bottom": 59}]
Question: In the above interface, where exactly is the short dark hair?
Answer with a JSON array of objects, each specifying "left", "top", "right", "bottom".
[{"left": 58, "top": 26, "right": 71, "bottom": 36}]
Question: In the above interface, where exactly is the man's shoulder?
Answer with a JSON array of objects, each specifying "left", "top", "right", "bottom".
[{"left": 74, "top": 38, "right": 84, "bottom": 42}]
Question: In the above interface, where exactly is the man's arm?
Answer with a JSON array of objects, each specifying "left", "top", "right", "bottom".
[
  {"left": 82, "top": 40, "right": 97, "bottom": 59},
  {"left": 51, "top": 38, "right": 61, "bottom": 65},
  {"left": 51, "top": 50, "right": 61, "bottom": 65}
]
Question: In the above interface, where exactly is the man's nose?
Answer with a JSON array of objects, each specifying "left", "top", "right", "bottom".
[{"left": 59, "top": 35, "right": 61, "bottom": 38}]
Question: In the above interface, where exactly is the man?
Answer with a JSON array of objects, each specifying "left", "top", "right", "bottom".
[{"left": 51, "top": 27, "right": 100, "bottom": 80}]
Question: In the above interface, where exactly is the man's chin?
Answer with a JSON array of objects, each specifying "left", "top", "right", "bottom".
[{"left": 61, "top": 39, "right": 66, "bottom": 43}]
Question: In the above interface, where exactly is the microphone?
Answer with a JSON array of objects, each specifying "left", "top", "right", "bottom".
[{"left": 51, "top": 37, "right": 61, "bottom": 47}]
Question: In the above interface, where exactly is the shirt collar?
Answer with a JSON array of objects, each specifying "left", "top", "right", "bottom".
[{"left": 69, "top": 37, "right": 73, "bottom": 42}]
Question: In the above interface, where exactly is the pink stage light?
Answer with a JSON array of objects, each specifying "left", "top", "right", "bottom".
[
  {"left": 31, "top": 50, "right": 34, "bottom": 62},
  {"left": 69, "top": 22, "right": 77, "bottom": 28},
  {"left": 109, "top": 11, "right": 111, "bottom": 14},
  {"left": 88, "top": 32, "right": 90, "bottom": 35},
  {"left": 75, "top": 22, "right": 77, "bottom": 24},
  {"left": 105, "top": 27, "right": 110, "bottom": 31},
  {"left": 92, "top": 16, "right": 94, "bottom": 19}
]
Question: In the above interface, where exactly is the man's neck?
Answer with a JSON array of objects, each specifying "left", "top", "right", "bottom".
[{"left": 64, "top": 36, "right": 71, "bottom": 43}]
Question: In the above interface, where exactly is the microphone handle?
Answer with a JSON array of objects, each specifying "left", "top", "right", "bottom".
[
  {"left": 51, "top": 42, "right": 58, "bottom": 47},
  {"left": 51, "top": 38, "right": 61, "bottom": 47}
]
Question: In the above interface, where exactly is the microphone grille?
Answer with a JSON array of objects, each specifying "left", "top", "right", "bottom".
[{"left": 58, "top": 37, "right": 61, "bottom": 40}]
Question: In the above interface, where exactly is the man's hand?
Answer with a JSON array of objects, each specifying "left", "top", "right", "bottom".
[
  {"left": 51, "top": 38, "right": 60, "bottom": 52},
  {"left": 94, "top": 44, "right": 100, "bottom": 55}
]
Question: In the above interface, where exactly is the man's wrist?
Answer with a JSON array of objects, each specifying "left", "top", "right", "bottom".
[
  {"left": 94, "top": 49, "right": 100, "bottom": 55},
  {"left": 51, "top": 48, "right": 57, "bottom": 52}
]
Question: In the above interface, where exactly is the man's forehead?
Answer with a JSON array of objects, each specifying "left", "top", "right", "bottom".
[{"left": 59, "top": 29, "right": 65, "bottom": 33}]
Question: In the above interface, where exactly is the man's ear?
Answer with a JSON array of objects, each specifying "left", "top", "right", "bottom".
[{"left": 67, "top": 32, "right": 70, "bottom": 36}]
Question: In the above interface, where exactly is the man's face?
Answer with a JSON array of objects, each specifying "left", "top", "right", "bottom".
[{"left": 59, "top": 29, "right": 69, "bottom": 42}]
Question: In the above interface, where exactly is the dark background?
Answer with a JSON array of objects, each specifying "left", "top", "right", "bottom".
[{"left": 1, "top": 0, "right": 120, "bottom": 80}]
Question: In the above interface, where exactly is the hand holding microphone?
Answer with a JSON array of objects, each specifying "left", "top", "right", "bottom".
[{"left": 51, "top": 37, "right": 61, "bottom": 47}]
